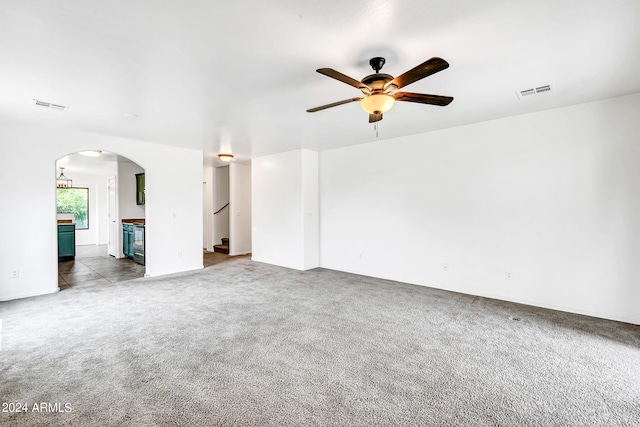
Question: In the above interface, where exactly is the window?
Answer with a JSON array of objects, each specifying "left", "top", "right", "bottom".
[{"left": 56, "top": 188, "right": 89, "bottom": 230}]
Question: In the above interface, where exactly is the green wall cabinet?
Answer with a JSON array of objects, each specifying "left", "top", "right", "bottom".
[
  {"left": 136, "top": 173, "right": 145, "bottom": 205},
  {"left": 58, "top": 224, "right": 75, "bottom": 259},
  {"left": 123, "top": 223, "right": 134, "bottom": 259}
]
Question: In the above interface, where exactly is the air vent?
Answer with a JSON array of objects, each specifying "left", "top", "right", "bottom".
[
  {"left": 516, "top": 84, "right": 552, "bottom": 100},
  {"left": 519, "top": 89, "right": 535, "bottom": 97},
  {"left": 535, "top": 85, "right": 551, "bottom": 94},
  {"left": 32, "top": 99, "right": 69, "bottom": 111}
]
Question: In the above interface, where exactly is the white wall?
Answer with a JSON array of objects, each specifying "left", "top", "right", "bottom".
[
  {"left": 301, "top": 151, "right": 319, "bottom": 270},
  {"left": 0, "top": 122, "right": 203, "bottom": 301},
  {"left": 252, "top": 149, "right": 319, "bottom": 270},
  {"left": 55, "top": 171, "right": 112, "bottom": 246},
  {"left": 320, "top": 93, "right": 640, "bottom": 325},
  {"left": 203, "top": 165, "right": 214, "bottom": 251},
  {"left": 118, "top": 160, "right": 145, "bottom": 222},
  {"left": 116, "top": 160, "right": 145, "bottom": 258},
  {"left": 96, "top": 173, "right": 109, "bottom": 245},
  {"left": 213, "top": 166, "right": 229, "bottom": 246},
  {"left": 229, "top": 163, "right": 252, "bottom": 256}
]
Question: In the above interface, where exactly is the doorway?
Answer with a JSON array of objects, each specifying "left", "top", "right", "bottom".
[
  {"left": 56, "top": 151, "right": 146, "bottom": 289},
  {"left": 108, "top": 176, "right": 117, "bottom": 256}
]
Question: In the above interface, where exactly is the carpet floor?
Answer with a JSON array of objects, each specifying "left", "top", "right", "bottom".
[{"left": 1, "top": 257, "right": 639, "bottom": 426}]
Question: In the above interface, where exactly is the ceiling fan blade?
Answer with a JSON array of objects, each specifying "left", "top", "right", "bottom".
[
  {"left": 393, "top": 92, "right": 454, "bottom": 106},
  {"left": 369, "top": 113, "right": 383, "bottom": 123},
  {"left": 385, "top": 57, "right": 449, "bottom": 91},
  {"left": 316, "top": 68, "right": 371, "bottom": 91},
  {"left": 306, "top": 97, "right": 362, "bottom": 113}
]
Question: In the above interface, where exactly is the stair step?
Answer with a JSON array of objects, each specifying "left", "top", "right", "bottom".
[
  {"left": 214, "top": 237, "right": 230, "bottom": 254},
  {"left": 213, "top": 244, "right": 229, "bottom": 254}
]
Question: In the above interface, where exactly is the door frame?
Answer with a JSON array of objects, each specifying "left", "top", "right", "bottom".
[{"left": 107, "top": 176, "right": 118, "bottom": 257}]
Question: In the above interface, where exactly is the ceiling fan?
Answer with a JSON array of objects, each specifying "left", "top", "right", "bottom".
[{"left": 307, "top": 57, "right": 453, "bottom": 123}]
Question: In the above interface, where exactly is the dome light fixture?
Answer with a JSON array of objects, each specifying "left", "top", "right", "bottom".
[
  {"left": 360, "top": 93, "right": 395, "bottom": 115},
  {"left": 218, "top": 153, "right": 234, "bottom": 162},
  {"left": 79, "top": 150, "right": 102, "bottom": 157}
]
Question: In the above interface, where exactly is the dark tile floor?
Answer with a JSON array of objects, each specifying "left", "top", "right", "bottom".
[
  {"left": 59, "top": 245, "right": 250, "bottom": 290},
  {"left": 58, "top": 244, "right": 145, "bottom": 290}
]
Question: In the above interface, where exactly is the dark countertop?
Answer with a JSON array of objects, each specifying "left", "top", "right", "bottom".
[{"left": 122, "top": 218, "right": 145, "bottom": 224}]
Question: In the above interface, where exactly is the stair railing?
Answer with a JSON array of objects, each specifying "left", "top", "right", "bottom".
[{"left": 213, "top": 203, "right": 229, "bottom": 215}]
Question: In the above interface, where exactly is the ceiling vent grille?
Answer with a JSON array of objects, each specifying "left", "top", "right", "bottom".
[
  {"left": 32, "top": 99, "right": 69, "bottom": 111},
  {"left": 519, "top": 88, "right": 536, "bottom": 98},
  {"left": 535, "top": 85, "right": 551, "bottom": 94},
  {"left": 516, "top": 85, "right": 552, "bottom": 100}
]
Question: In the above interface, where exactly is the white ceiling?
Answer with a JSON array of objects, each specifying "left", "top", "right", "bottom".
[{"left": 2, "top": 0, "right": 639, "bottom": 165}]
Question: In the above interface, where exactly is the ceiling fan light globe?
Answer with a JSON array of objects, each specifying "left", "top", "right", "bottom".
[
  {"left": 360, "top": 94, "right": 395, "bottom": 115},
  {"left": 218, "top": 154, "right": 234, "bottom": 162}
]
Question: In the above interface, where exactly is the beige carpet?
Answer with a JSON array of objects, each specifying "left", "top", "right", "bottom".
[{"left": 1, "top": 256, "right": 639, "bottom": 426}]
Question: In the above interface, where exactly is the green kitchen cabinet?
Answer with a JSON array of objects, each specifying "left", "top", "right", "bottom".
[
  {"left": 58, "top": 224, "right": 75, "bottom": 259},
  {"left": 123, "top": 223, "right": 134, "bottom": 259},
  {"left": 136, "top": 173, "right": 145, "bottom": 205}
]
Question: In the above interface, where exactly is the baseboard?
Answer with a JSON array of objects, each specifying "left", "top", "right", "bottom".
[
  {"left": 411, "top": 282, "right": 640, "bottom": 325},
  {"left": 0, "top": 287, "right": 59, "bottom": 302},
  {"left": 459, "top": 290, "right": 640, "bottom": 326},
  {"left": 145, "top": 265, "right": 204, "bottom": 277},
  {"left": 251, "top": 256, "right": 307, "bottom": 271},
  {"left": 317, "top": 265, "right": 640, "bottom": 326}
]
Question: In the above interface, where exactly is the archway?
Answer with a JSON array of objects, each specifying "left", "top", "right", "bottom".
[{"left": 55, "top": 150, "right": 146, "bottom": 289}]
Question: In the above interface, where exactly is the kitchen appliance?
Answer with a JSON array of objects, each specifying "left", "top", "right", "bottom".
[{"left": 133, "top": 223, "right": 145, "bottom": 265}]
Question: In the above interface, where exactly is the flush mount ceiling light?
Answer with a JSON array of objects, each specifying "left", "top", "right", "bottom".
[
  {"left": 307, "top": 56, "right": 453, "bottom": 123},
  {"left": 56, "top": 167, "right": 72, "bottom": 188},
  {"left": 79, "top": 150, "right": 102, "bottom": 157},
  {"left": 218, "top": 154, "right": 234, "bottom": 162}
]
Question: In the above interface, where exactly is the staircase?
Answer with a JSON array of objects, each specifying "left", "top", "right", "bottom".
[{"left": 213, "top": 237, "right": 229, "bottom": 254}]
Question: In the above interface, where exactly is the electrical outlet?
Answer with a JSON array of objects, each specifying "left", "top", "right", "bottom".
[
  {"left": 442, "top": 263, "right": 449, "bottom": 272},
  {"left": 176, "top": 251, "right": 182, "bottom": 258},
  {"left": 11, "top": 269, "right": 19, "bottom": 278},
  {"left": 505, "top": 271, "right": 512, "bottom": 280}
]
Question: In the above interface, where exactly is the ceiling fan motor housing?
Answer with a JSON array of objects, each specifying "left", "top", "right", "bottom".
[{"left": 361, "top": 73, "right": 394, "bottom": 94}]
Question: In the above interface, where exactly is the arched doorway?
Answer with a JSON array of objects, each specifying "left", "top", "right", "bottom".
[{"left": 55, "top": 150, "right": 146, "bottom": 289}]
